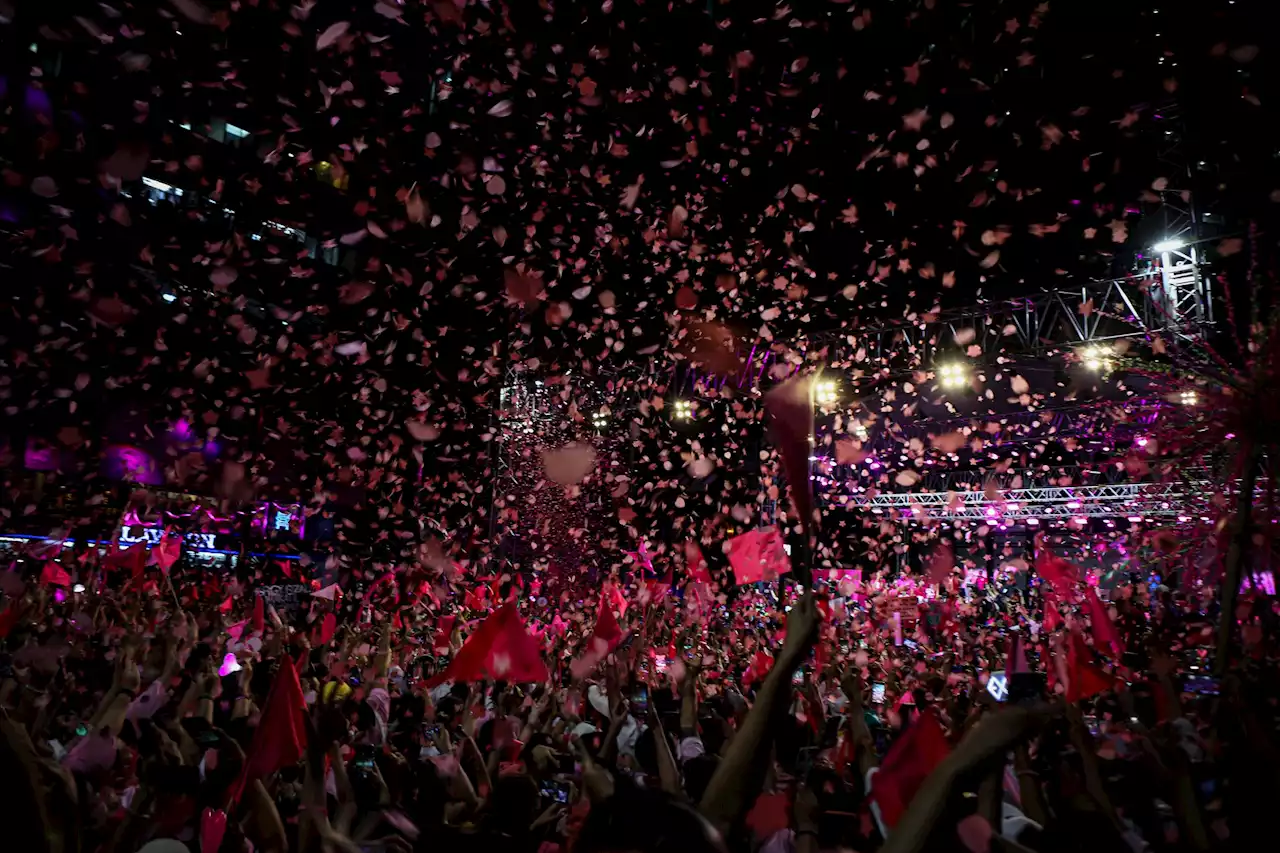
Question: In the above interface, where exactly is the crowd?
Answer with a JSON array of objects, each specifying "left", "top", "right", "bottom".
[{"left": 1, "top": 528, "right": 1276, "bottom": 853}]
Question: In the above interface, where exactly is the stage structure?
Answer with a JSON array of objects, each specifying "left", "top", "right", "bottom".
[{"left": 840, "top": 481, "right": 1205, "bottom": 521}]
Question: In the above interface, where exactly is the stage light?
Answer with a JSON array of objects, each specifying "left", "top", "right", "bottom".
[
  {"left": 672, "top": 399, "right": 694, "bottom": 421},
  {"left": 1081, "top": 344, "right": 1111, "bottom": 371},
  {"left": 937, "top": 362, "right": 968, "bottom": 389},
  {"left": 1153, "top": 238, "right": 1186, "bottom": 253},
  {"left": 591, "top": 410, "right": 608, "bottom": 429},
  {"left": 814, "top": 380, "right": 838, "bottom": 406},
  {"left": 1179, "top": 390, "right": 1198, "bottom": 406}
]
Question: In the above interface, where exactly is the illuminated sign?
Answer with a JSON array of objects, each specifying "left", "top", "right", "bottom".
[{"left": 119, "top": 525, "right": 217, "bottom": 551}]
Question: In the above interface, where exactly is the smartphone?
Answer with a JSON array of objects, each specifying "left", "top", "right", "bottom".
[
  {"left": 1183, "top": 674, "right": 1220, "bottom": 696},
  {"left": 792, "top": 668, "right": 806, "bottom": 686},
  {"left": 354, "top": 744, "right": 379, "bottom": 770},
  {"left": 654, "top": 655, "right": 669, "bottom": 674},
  {"left": 540, "top": 779, "right": 571, "bottom": 803},
  {"left": 629, "top": 685, "right": 649, "bottom": 714},
  {"left": 1083, "top": 714, "right": 1100, "bottom": 737},
  {"left": 871, "top": 682, "right": 886, "bottom": 704},
  {"left": 903, "top": 639, "right": 918, "bottom": 651}
]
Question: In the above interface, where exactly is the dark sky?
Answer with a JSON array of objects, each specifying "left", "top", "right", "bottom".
[{"left": 0, "top": 0, "right": 1274, "bottom": 575}]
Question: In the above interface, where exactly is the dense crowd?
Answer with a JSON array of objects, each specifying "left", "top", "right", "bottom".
[
  {"left": 2, "top": 530, "right": 1278, "bottom": 853},
  {"left": 3, "top": 2, "right": 1280, "bottom": 852}
]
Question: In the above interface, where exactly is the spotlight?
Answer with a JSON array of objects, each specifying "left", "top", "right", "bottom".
[
  {"left": 1080, "top": 344, "right": 1111, "bottom": 371},
  {"left": 814, "top": 380, "right": 838, "bottom": 406},
  {"left": 1179, "top": 390, "right": 1199, "bottom": 406},
  {"left": 937, "top": 362, "right": 968, "bottom": 389},
  {"left": 1152, "top": 238, "right": 1186, "bottom": 253},
  {"left": 591, "top": 410, "right": 609, "bottom": 429},
  {"left": 672, "top": 399, "right": 694, "bottom": 421}
]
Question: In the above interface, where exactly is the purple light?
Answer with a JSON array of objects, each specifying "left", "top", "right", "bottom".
[
  {"left": 1067, "top": 500, "right": 1081, "bottom": 509},
  {"left": 1136, "top": 436, "right": 1148, "bottom": 447},
  {"left": 985, "top": 506, "right": 998, "bottom": 518},
  {"left": 1127, "top": 516, "right": 1142, "bottom": 523}
]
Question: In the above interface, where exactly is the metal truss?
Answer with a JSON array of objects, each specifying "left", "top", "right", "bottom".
[
  {"left": 837, "top": 481, "right": 1205, "bottom": 520},
  {"left": 667, "top": 268, "right": 1212, "bottom": 394}
]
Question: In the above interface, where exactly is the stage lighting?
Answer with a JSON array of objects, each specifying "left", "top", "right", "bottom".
[
  {"left": 1179, "top": 390, "right": 1198, "bottom": 406},
  {"left": 1153, "top": 238, "right": 1186, "bottom": 253},
  {"left": 1081, "top": 344, "right": 1111, "bottom": 371},
  {"left": 937, "top": 362, "right": 968, "bottom": 389},
  {"left": 815, "top": 380, "right": 838, "bottom": 406},
  {"left": 672, "top": 399, "right": 694, "bottom": 421},
  {"left": 591, "top": 410, "right": 609, "bottom": 429}
]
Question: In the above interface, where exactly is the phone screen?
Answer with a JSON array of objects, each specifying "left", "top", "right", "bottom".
[
  {"left": 1083, "top": 714, "right": 1100, "bottom": 737},
  {"left": 792, "top": 668, "right": 805, "bottom": 686},
  {"left": 871, "top": 682, "right": 886, "bottom": 704},
  {"left": 540, "top": 780, "right": 570, "bottom": 803},
  {"left": 354, "top": 744, "right": 378, "bottom": 770},
  {"left": 630, "top": 685, "right": 649, "bottom": 713},
  {"left": 1183, "top": 674, "right": 1220, "bottom": 696}
]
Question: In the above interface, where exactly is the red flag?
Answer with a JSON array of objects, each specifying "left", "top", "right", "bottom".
[
  {"left": 1034, "top": 536, "right": 1079, "bottom": 587},
  {"left": 869, "top": 709, "right": 952, "bottom": 830},
  {"left": 105, "top": 542, "right": 147, "bottom": 579},
  {"left": 1041, "top": 584, "right": 1064, "bottom": 632},
  {"left": 152, "top": 532, "right": 182, "bottom": 573},
  {"left": 233, "top": 655, "right": 308, "bottom": 801},
  {"left": 317, "top": 612, "right": 337, "bottom": 646},
  {"left": 1065, "top": 631, "right": 1118, "bottom": 703},
  {"left": 684, "top": 540, "right": 712, "bottom": 583},
  {"left": 765, "top": 376, "right": 816, "bottom": 583},
  {"left": 926, "top": 541, "right": 955, "bottom": 585},
  {"left": 727, "top": 528, "right": 790, "bottom": 585},
  {"left": 432, "top": 615, "right": 457, "bottom": 654},
  {"left": 252, "top": 595, "right": 265, "bottom": 635},
  {"left": 1005, "top": 633, "right": 1029, "bottom": 675},
  {"left": 426, "top": 602, "right": 548, "bottom": 687},
  {"left": 570, "top": 594, "right": 624, "bottom": 678},
  {"left": 0, "top": 602, "right": 20, "bottom": 638},
  {"left": 41, "top": 561, "right": 71, "bottom": 587},
  {"left": 1082, "top": 588, "right": 1125, "bottom": 657},
  {"left": 742, "top": 649, "right": 774, "bottom": 687}
]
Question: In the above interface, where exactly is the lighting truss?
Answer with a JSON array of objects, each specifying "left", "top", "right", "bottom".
[
  {"left": 839, "top": 481, "right": 1205, "bottom": 520},
  {"left": 664, "top": 265, "right": 1213, "bottom": 394}
]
